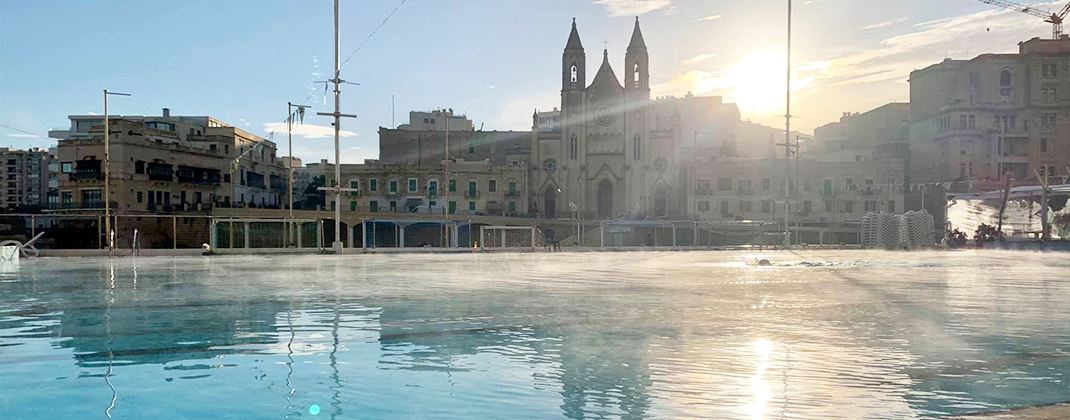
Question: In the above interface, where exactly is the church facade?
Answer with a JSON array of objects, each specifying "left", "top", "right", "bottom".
[{"left": 530, "top": 18, "right": 732, "bottom": 220}]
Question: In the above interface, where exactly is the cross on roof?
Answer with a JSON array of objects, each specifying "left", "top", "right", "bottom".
[{"left": 602, "top": 39, "right": 610, "bottom": 50}]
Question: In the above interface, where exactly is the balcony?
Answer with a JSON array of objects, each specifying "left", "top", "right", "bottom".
[
  {"left": 70, "top": 170, "right": 103, "bottom": 181},
  {"left": 177, "top": 165, "right": 221, "bottom": 186},
  {"left": 465, "top": 190, "right": 480, "bottom": 198},
  {"left": 694, "top": 186, "right": 713, "bottom": 196},
  {"left": 736, "top": 189, "right": 754, "bottom": 196},
  {"left": 505, "top": 191, "right": 521, "bottom": 199},
  {"left": 148, "top": 162, "right": 173, "bottom": 182}
]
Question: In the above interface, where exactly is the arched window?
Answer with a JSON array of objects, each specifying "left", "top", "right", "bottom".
[
  {"left": 570, "top": 64, "right": 578, "bottom": 84},
  {"left": 633, "top": 63, "right": 640, "bottom": 88},
  {"left": 633, "top": 134, "right": 641, "bottom": 160},
  {"left": 999, "top": 69, "right": 1012, "bottom": 98},
  {"left": 570, "top": 134, "right": 578, "bottom": 160}
]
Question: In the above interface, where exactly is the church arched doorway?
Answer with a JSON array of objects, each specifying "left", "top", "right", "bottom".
[
  {"left": 543, "top": 186, "right": 556, "bottom": 218},
  {"left": 654, "top": 187, "right": 667, "bottom": 218},
  {"left": 597, "top": 179, "right": 613, "bottom": 219}
]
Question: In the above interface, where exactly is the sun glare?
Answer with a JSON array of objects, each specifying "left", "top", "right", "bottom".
[{"left": 727, "top": 50, "right": 788, "bottom": 115}]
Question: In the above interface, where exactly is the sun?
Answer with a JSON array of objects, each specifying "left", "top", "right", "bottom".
[{"left": 726, "top": 50, "right": 788, "bottom": 115}]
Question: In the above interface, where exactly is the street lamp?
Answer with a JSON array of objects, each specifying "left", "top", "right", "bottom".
[
  {"left": 103, "top": 89, "right": 131, "bottom": 252},
  {"left": 287, "top": 102, "right": 312, "bottom": 247}
]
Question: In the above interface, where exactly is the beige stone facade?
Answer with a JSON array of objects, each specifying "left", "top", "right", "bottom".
[
  {"left": 909, "top": 37, "right": 1069, "bottom": 183},
  {"left": 324, "top": 159, "right": 528, "bottom": 216},
  {"left": 51, "top": 112, "right": 285, "bottom": 213}
]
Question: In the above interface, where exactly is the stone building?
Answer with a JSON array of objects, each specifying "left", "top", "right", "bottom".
[
  {"left": 0, "top": 147, "right": 52, "bottom": 210},
  {"left": 814, "top": 103, "right": 910, "bottom": 162},
  {"left": 689, "top": 154, "right": 907, "bottom": 227},
  {"left": 908, "top": 36, "right": 1069, "bottom": 183},
  {"left": 50, "top": 110, "right": 286, "bottom": 212},
  {"left": 396, "top": 109, "right": 474, "bottom": 131},
  {"left": 378, "top": 126, "right": 530, "bottom": 167},
  {"left": 324, "top": 159, "right": 528, "bottom": 216}
]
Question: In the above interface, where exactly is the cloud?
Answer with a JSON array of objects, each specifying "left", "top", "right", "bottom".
[
  {"left": 681, "top": 53, "right": 716, "bottom": 65},
  {"left": 86, "top": 111, "right": 100, "bottom": 115},
  {"left": 697, "top": 14, "right": 721, "bottom": 21},
  {"left": 264, "top": 123, "right": 357, "bottom": 139},
  {"left": 350, "top": 146, "right": 363, "bottom": 150},
  {"left": 860, "top": 16, "right": 909, "bottom": 30},
  {"left": 593, "top": 0, "right": 673, "bottom": 17},
  {"left": 481, "top": 85, "right": 497, "bottom": 91},
  {"left": 239, "top": 118, "right": 250, "bottom": 127},
  {"left": 815, "top": 4, "right": 1052, "bottom": 86},
  {"left": 7, "top": 133, "right": 39, "bottom": 138}
]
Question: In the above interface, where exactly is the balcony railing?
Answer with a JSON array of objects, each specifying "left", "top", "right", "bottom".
[
  {"left": 694, "top": 187, "right": 713, "bottom": 196},
  {"left": 505, "top": 191, "right": 521, "bottom": 198},
  {"left": 465, "top": 190, "right": 480, "bottom": 198},
  {"left": 70, "top": 170, "right": 103, "bottom": 181}
]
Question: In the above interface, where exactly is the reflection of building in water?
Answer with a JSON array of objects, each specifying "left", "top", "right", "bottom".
[
  {"left": 49, "top": 264, "right": 287, "bottom": 368},
  {"left": 376, "top": 301, "right": 654, "bottom": 419}
]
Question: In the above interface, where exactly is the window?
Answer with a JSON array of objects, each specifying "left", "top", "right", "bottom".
[
  {"left": 448, "top": 201, "right": 456, "bottom": 214},
  {"left": 698, "top": 201, "right": 710, "bottom": 212},
  {"left": 224, "top": 144, "right": 229, "bottom": 154},
  {"left": 61, "top": 162, "right": 72, "bottom": 173},
  {"left": 762, "top": 200, "right": 771, "bottom": 213},
  {"left": 429, "top": 180, "right": 439, "bottom": 196},
  {"left": 449, "top": 179, "right": 456, "bottom": 192},
  {"left": 845, "top": 178, "right": 855, "bottom": 190},
  {"left": 825, "top": 200, "right": 833, "bottom": 212},
  {"left": 803, "top": 178, "right": 812, "bottom": 192},
  {"left": 509, "top": 201, "right": 516, "bottom": 213},
  {"left": 468, "top": 181, "right": 477, "bottom": 196},
  {"left": 1041, "top": 138, "right": 1049, "bottom": 153},
  {"left": 423, "top": 118, "right": 429, "bottom": 123},
  {"left": 369, "top": 179, "right": 377, "bottom": 192},
  {"left": 60, "top": 191, "right": 73, "bottom": 204},
  {"left": 209, "top": 144, "right": 217, "bottom": 151},
  {"left": 135, "top": 160, "right": 145, "bottom": 174},
  {"left": 739, "top": 201, "right": 752, "bottom": 212},
  {"left": 137, "top": 191, "right": 143, "bottom": 203},
  {"left": 738, "top": 179, "right": 751, "bottom": 193},
  {"left": 968, "top": 114, "right": 976, "bottom": 129},
  {"left": 803, "top": 200, "right": 812, "bottom": 213},
  {"left": 865, "top": 200, "right": 877, "bottom": 212},
  {"left": 844, "top": 201, "right": 853, "bottom": 213},
  {"left": 960, "top": 114, "right": 967, "bottom": 129},
  {"left": 633, "top": 63, "right": 640, "bottom": 88},
  {"left": 82, "top": 189, "right": 102, "bottom": 205},
  {"left": 1041, "top": 112, "right": 1057, "bottom": 128},
  {"left": 390, "top": 180, "right": 398, "bottom": 193},
  {"left": 408, "top": 178, "right": 417, "bottom": 193},
  {"left": 720, "top": 200, "right": 731, "bottom": 217},
  {"left": 999, "top": 70, "right": 1012, "bottom": 97},
  {"left": 823, "top": 179, "right": 833, "bottom": 195},
  {"left": 488, "top": 180, "right": 496, "bottom": 192},
  {"left": 570, "top": 134, "right": 578, "bottom": 160},
  {"left": 350, "top": 201, "right": 357, "bottom": 211},
  {"left": 1042, "top": 62, "right": 1058, "bottom": 78},
  {"left": 570, "top": 63, "right": 578, "bottom": 84},
  {"left": 1042, "top": 86, "right": 1057, "bottom": 103},
  {"left": 350, "top": 180, "right": 359, "bottom": 190},
  {"left": 718, "top": 178, "right": 732, "bottom": 191},
  {"left": 390, "top": 201, "right": 397, "bottom": 212},
  {"left": 508, "top": 181, "right": 517, "bottom": 195},
  {"left": 469, "top": 201, "right": 476, "bottom": 211},
  {"left": 888, "top": 200, "right": 896, "bottom": 213},
  {"left": 331, "top": 201, "right": 336, "bottom": 211},
  {"left": 697, "top": 180, "right": 711, "bottom": 193},
  {"left": 468, "top": 141, "right": 475, "bottom": 154},
  {"left": 762, "top": 178, "right": 771, "bottom": 192},
  {"left": 633, "top": 134, "right": 641, "bottom": 160},
  {"left": 224, "top": 174, "right": 231, "bottom": 183}
]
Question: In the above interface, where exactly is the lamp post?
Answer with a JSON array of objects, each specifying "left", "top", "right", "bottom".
[
  {"left": 287, "top": 102, "right": 312, "bottom": 247},
  {"left": 103, "top": 89, "right": 130, "bottom": 252}
]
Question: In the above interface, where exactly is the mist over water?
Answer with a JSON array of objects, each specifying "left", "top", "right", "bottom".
[{"left": 1, "top": 251, "right": 1067, "bottom": 419}]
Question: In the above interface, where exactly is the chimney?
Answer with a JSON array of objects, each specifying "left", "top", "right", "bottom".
[{"left": 162, "top": 108, "right": 171, "bottom": 118}]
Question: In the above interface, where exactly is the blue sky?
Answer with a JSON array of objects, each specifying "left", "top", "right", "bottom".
[{"left": 0, "top": 0, "right": 1054, "bottom": 163}]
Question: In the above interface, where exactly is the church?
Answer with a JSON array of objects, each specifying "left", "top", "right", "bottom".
[{"left": 529, "top": 18, "right": 740, "bottom": 220}]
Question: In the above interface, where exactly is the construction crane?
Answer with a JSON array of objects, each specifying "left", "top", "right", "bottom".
[{"left": 975, "top": 0, "right": 1070, "bottom": 39}]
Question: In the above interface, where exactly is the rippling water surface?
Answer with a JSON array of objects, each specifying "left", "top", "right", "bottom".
[{"left": 1, "top": 250, "right": 1067, "bottom": 419}]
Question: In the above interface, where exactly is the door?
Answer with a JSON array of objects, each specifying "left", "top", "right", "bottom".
[
  {"left": 543, "top": 186, "right": 556, "bottom": 218},
  {"left": 597, "top": 179, "right": 613, "bottom": 219}
]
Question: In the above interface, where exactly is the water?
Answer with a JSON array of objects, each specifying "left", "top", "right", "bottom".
[{"left": 1, "top": 250, "right": 1067, "bottom": 419}]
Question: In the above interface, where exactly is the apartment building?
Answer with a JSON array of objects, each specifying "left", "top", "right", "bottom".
[
  {"left": 0, "top": 147, "right": 52, "bottom": 210},
  {"left": 909, "top": 37, "right": 1069, "bottom": 183},
  {"left": 50, "top": 110, "right": 286, "bottom": 212},
  {"left": 324, "top": 159, "right": 529, "bottom": 216}
]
